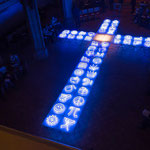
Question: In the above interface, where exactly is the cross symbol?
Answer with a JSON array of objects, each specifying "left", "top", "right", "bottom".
[{"left": 43, "top": 19, "right": 150, "bottom": 132}]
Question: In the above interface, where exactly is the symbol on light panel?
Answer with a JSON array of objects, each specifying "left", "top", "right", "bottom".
[
  {"left": 76, "top": 35, "right": 83, "bottom": 40},
  {"left": 144, "top": 42, "right": 150, "bottom": 47},
  {"left": 73, "top": 96, "right": 85, "bottom": 107},
  {"left": 114, "top": 34, "right": 122, "bottom": 44},
  {"left": 62, "top": 30, "right": 70, "bottom": 34},
  {"left": 64, "top": 85, "right": 76, "bottom": 93},
  {"left": 68, "top": 34, "right": 75, "bottom": 39},
  {"left": 53, "top": 103, "right": 66, "bottom": 114},
  {"left": 84, "top": 36, "right": 92, "bottom": 41},
  {"left": 79, "top": 31, "right": 87, "bottom": 35},
  {"left": 74, "top": 69, "right": 84, "bottom": 76},
  {"left": 59, "top": 94, "right": 72, "bottom": 103},
  {"left": 101, "top": 42, "right": 110, "bottom": 48},
  {"left": 71, "top": 30, "right": 78, "bottom": 35},
  {"left": 70, "top": 77, "right": 80, "bottom": 85},
  {"left": 91, "top": 41, "right": 99, "bottom": 46},
  {"left": 78, "top": 62, "right": 88, "bottom": 69},
  {"left": 59, "top": 33, "right": 67, "bottom": 38},
  {"left": 82, "top": 78, "right": 93, "bottom": 86},
  {"left": 88, "top": 46, "right": 97, "bottom": 51},
  {"left": 86, "top": 71, "right": 97, "bottom": 79},
  {"left": 89, "top": 64, "right": 99, "bottom": 71},
  {"left": 99, "top": 28, "right": 107, "bottom": 33},
  {"left": 86, "top": 50, "right": 95, "bottom": 57},
  {"left": 78, "top": 87, "right": 89, "bottom": 96},
  {"left": 144, "top": 38, "right": 150, "bottom": 47},
  {"left": 88, "top": 32, "right": 95, "bottom": 37},
  {"left": 93, "top": 58, "right": 103, "bottom": 65},
  {"left": 104, "top": 19, "right": 111, "bottom": 23},
  {"left": 81, "top": 56, "right": 90, "bottom": 63},
  {"left": 123, "top": 35, "right": 132, "bottom": 45},
  {"left": 133, "top": 37, "right": 143, "bottom": 46},
  {"left": 95, "top": 52, "right": 105, "bottom": 58},
  {"left": 60, "top": 117, "right": 76, "bottom": 132},
  {"left": 46, "top": 115, "right": 59, "bottom": 127},
  {"left": 67, "top": 106, "right": 81, "bottom": 118}
]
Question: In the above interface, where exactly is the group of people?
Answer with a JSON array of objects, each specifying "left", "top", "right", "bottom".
[{"left": 0, "top": 55, "right": 26, "bottom": 100}]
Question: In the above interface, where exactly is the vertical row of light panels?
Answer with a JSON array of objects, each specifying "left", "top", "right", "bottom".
[{"left": 43, "top": 19, "right": 120, "bottom": 132}]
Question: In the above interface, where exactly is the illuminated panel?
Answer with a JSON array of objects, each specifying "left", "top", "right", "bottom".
[
  {"left": 123, "top": 35, "right": 133, "bottom": 45},
  {"left": 93, "top": 34, "right": 113, "bottom": 42},
  {"left": 144, "top": 37, "right": 150, "bottom": 47},
  {"left": 43, "top": 19, "right": 120, "bottom": 132}
]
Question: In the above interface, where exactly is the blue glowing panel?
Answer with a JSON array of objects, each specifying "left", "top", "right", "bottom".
[
  {"left": 133, "top": 37, "right": 143, "bottom": 46},
  {"left": 67, "top": 34, "right": 76, "bottom": 39},
  {"left": 114, "top": 34, "right": 122, "bottom": 44},
  {"left": 144, "top": 37, "right": 150, "bottom": 47},
  {"left": 123, "top": 35, "right": 133, "bottom": 45},
  {"left": 71, "top": 30, "right": 78, "bottom": 35},
  {"left": 60, "top": 117, "right": 76, "bottom": 132},
  {"left": 43, "top": 19, "right": 121, "bottom": 132},
  {"left": 84, "top": 36, "right": 93, "bottom": 41}
]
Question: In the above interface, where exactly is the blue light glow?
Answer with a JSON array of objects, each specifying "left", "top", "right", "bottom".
[
  {"left": 62, "top": 30, "right": 70, "bottom": 34},
  {"left": 84, "top": 36, "right": 93, "bottom": 41},
  {"left": 78, "top": 87, "right": 89, "bottom": 96},
  {"left": 93, "top": 58, "right": 103, "bottom": 64},
  {"left": 67, "top": 106, "right": 81, "bottom": 118},
  {"left": 133, "top": 37, "right": 143, "bottom": 46},
  {"left": 78, "top": 62, "right": 88, "bottom": 69},
  {"left": 81, "top": 56, "right": 90, "bottom": 63},
  {"left": 101, "top": 42, "right": 110, "bottom": 48},
  {"left": 71, "top": 30, "right": 78, "bottom": 35},
  {"left": 88, "top": 32, "right": 96, "bottom": 37},
  {"left": 46, "top": 115, "right": 59, "bottom": 127},
  {"left": 73, "top": 96, "right": 85, "bottom": 107},
  {"left": 144, "top": 37, "right": 150, "bottom": 47},
  {"left": 114, "top": 34, "right": 122, "bottom": 44},
  {"left": 59, "top": 94, "right": 72, "bottom": 103},
  {"left": 59, "top": 33, "right": 67, "bottom": 38},
  {"left": 86, "top": 71, "right": 97, "bottom": 79},
  {"left": 53, "top": 103, "right": 66, "bottom": 114},
  {"left": 82, "top": 78, "right": 93, "bottom": 86},
  {"left": 64, "top": 85, "right": 77, "bottom": 93},
  {"left": 86, "top": 50, "right": 95, "bottom": 57},
  {"left": 70, "top": 77, "right": 80, "bottom": 84},
  {"left": 91, "top": 41, "right": 99, "bottom": 46},
  {"left": 60, "top": 117, "right": 76, "bottom": 132},
  {"left": 68, "top": 34, "right": 76, "bottom": 39},
  {"left": 89, "top": 64, "right": 99, "bottom": 71},
  {"left": 88, "top": 46, "right": 97, "bottom": 51},
  {"left": 123, "top": 35, "right": 133, "bottom": 45},
  {"left": 74, "top": 69, "right": 84, "bottom": 76},
  {"left": 79, "top": 31, "right": 87, "bottom": 35},
  {"left": 76, "top": 35, "right": 84, "bottom": 40}
]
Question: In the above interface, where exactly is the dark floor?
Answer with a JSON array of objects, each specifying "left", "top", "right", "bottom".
[{"left": 0, "top": 3, "right": 150, "bottom": 150}]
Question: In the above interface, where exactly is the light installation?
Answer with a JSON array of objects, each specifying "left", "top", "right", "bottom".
[
  {"left": 43, "top": 19, "right": 119, "bottom": 132},
  {"left": 43, "top": 18, "right": 150, "bottom": 132}
]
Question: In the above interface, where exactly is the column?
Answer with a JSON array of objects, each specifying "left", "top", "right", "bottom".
[
  {"left": 20, "top": 0, "right": 48, "bottom": 59},
  {"left": 62, "top": 0, "right": 74, "bottom": 27}
]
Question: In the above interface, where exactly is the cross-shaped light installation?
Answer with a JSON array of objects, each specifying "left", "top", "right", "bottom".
[{"left": 43, "top": 19, "right": 150, "bottom": 132}]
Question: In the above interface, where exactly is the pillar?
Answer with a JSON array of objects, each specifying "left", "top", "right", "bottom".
[
  {"left": 62, "top": 0, "right": 74, "bottom": 27},
  {"left": 20, "top": 0, "right": 48, "bottom": 60}
]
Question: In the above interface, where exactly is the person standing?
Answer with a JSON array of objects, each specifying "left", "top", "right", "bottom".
[{"left": 131, "top": 0, "right": 136, "bottom": 13}]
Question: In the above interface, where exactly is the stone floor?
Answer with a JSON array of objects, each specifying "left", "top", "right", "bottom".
[{"left": 0, "top": 3, "right": 150, "bottom": 150}]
